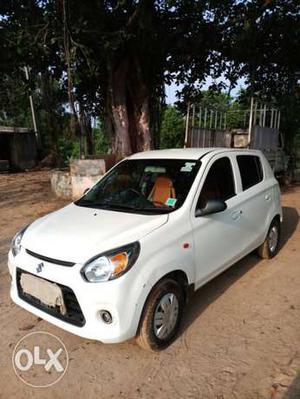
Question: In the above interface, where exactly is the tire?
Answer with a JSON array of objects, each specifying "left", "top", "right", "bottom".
[
  {"left": 136, "top": 278, "right": 185, "bottom": 351},
  {"left": 257, "top": 218, "right": 281, "bottom": 259}
]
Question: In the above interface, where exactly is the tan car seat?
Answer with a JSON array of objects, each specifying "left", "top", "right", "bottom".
[{"left": 148, "top": 176, "right": 176, "bottom": 205}]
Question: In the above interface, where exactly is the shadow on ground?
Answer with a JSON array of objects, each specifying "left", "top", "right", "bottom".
[
  {"left": 283, "top": 372, "right": 300, "bottom": 399},
  {"left": 280, "top": 207, "right": 299, "bottom": 249}
]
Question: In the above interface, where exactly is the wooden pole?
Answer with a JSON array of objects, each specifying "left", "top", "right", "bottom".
[
  {"left": 24, "top": 66, "right": 39, "bottom": 147},
  {"left": 248, "top": 97, "right": 254, "bottom": 146},
  {"left": 184, "top": 102, "right": 190, "bottom": 148}
]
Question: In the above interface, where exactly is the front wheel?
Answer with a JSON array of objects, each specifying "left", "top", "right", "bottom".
[
  {"left": 257, "top": 218, "right": 281, "bottom": 259},
  {"left": 136, "top": 278, "right": 184, "bottom": 351}
]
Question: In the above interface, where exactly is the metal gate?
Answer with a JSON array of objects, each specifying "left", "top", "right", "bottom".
[{"left": 184, "top": 99, "right": 281, "bottom": 151}]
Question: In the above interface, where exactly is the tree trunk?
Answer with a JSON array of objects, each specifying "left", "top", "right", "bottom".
[
  {"left": 107, "top": 60, "right": 132, "bottom": 159},
  {"left": 131, "top": 94, "right": 152, "bottom": 153},
  {"left": 80, "top": 109, "right": 94, "bottom": 156},
  {"left": 85, "top": 119, "right": 94, "bottom": 156},
  {"left": 106, "top": 58, "right": 152, "bottom": 160}
]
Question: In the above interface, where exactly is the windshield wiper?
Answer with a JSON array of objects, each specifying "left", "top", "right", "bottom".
[
  {"left": 76, "top": 200, "right": 174, "bottom": 213},
  {"left": 76, "top": 199, "right": 129, "bottom": 208},
  {"left": 105, "top": 203, "right": 138, "bottom": 211},
  {"left": 79, "top": 201, "right": 139, "bottom": 211},
  {"left": 104, "top": 203, "right": 173, "bottom": 213},
  {"left": 135, "top": 206, "right": 174, "bottom": 213}
]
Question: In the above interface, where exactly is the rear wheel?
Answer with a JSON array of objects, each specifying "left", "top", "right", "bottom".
[
  {"left": 136, "top": 278, "right": 184, "bottom": 351},
  {"left": 257, "top": 218, "right": 281, "bottom": 259}
]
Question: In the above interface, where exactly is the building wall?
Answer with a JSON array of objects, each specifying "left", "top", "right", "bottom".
[
  {"left": 10, "top": 132, "right": 37, "bottom": 170},
  {"left": 0, "top": 131, "right": 37, "bottom": 170}
]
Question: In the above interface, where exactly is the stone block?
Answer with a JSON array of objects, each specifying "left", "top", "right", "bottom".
[
  {"left": 70, "top": 159, "right": 106, "bottom": 177},
  {"left": 50, "top": 170, "right": 72, "bottom": 200},
  {"left": 51, "top": 156, "right": 116, "bottom": 200},
  {"left": 233, "top": 133, "right": 248, "bottom": 148},
  {"left": 71, "top": 174, "right": 102, "bottom": 200}
]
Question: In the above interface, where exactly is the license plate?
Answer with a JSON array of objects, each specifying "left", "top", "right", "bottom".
[{"left": 20, "top": 273, "right": 66, "bottom": 315}]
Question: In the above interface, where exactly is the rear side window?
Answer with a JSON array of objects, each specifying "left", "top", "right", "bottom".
[
  {"left": 197, "top": 157, "right": 235, "bottom": 208},
  {"left": 237, "top": 155, "right": 263, "bottom": 191}
]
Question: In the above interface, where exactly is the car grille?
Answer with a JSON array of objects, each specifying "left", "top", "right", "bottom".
[
  {"left": 16, "top": 268, "right": 85, "bottom": 327},
  {"left": 26, "top": 249, "right": 75, "bottom": 267}
]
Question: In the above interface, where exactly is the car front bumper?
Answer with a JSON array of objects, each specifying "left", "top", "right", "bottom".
[{"left": 8, "top": 249, "right": 143, "bottom": 343}]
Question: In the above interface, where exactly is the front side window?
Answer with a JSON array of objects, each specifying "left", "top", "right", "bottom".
[
  {"left": 76, "top": 159, "right": 201, "bottom": 214},
  {"left": 197, "top": 157, "right": 235, "bottom": 209},
  {"left": 237, "top": 155, "right": 263, "bottom": 191}
]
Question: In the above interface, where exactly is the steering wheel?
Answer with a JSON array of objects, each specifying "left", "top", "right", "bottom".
[
  {"left": 127, "top": 188, "right": 142, "bottom": 197},
  {"left": 127, "top": 189, "right": 169, "bottom": 208}
]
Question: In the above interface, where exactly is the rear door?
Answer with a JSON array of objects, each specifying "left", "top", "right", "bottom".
[
  {"left": 233, "top": 153, "right": 273, "bottom": 249},
  {"left": 190, "top": 153, "right": 247, "bottom": 288}
]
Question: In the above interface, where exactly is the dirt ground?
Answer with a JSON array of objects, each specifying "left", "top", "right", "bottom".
[{"left": 0, "top": 171, "right": 299, "bottom": 399}]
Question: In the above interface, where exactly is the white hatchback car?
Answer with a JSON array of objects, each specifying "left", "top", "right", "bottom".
[{"left": 8, "top": 148, "right": 282, "bottom": 350}]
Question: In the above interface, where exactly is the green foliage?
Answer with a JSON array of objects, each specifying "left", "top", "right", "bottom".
[
  {"left": 182, "top": 90, "right": 250, "bottom": 131},
  {"left": 0, "top": 72, "right": 31, "bottom": 127},
  {"left": 57, "top": 125, "right": 109, "bottom": 163},
  {"left": 94, "top": 127, "right": 109, "bottom": 155},
  {"left": 57, "top": 137, "right": 80, "bottom": 162},
  {"left": 225, "top": 100, "right": 247, "bottom": 129},
  {"left": 225, "top": 91, "right": 251, "bottom": 129},
  {"left": 160, "top": 106, "right": 184, "bottom": 149},
  {"left": 198, "top": 91, "right": 230, "bottom": 112},
  {"left": 0, "top": 0, "right": 299, "bottom": 158}
]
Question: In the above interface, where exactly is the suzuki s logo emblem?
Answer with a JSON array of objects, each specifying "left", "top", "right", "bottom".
[{"left": 36, "top": 263, "right": 44, "bottom": 273}]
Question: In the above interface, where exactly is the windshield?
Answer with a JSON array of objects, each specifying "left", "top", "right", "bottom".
[{"left": 75, "top": 158, "right": 201, "bottom": 214}]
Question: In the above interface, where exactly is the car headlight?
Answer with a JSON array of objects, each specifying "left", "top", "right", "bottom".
[
  {"left": 11, "top": 225, "right": 29, "bottom": 257},
  {"left": 81, "top": 242, "right": 140, "bottom": 283}
]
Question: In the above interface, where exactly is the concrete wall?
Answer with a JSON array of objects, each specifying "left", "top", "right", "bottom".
[
  {"left": 70, "top": 157, "right": 115, "bottom": 199},
  {"left": 51, "top": 155, "right": 116, "bottom": 200},
  {"left": 51, "top": 170, "right": 72, "bottom": 200}
]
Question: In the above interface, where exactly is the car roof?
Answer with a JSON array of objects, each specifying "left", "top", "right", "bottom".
[{"left": 128, "top": 148, "right": 262, "bottom": 160}]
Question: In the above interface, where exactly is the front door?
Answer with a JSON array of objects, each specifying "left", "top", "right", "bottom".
[{"left": 191, "top": 155, "right": 245, "bottom": 288}]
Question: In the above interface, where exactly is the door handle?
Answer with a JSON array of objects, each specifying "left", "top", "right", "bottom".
[
  {"left": 231, "top": 210, "right": 242, "bottom": 220},
  {"left": 265, "top": 193, "right": 271, "bottom": 201}
]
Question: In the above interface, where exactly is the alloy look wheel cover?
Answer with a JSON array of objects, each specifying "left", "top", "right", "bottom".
[
  {"left": 153, "top": 293, "right": 179, "bottom": 340},
  {"left": 268, "top": 225, "right": 278, "bottom": 253}
]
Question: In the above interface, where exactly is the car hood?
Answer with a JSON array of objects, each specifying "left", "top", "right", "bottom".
[{"left": 22, "top": 203, "right": 168, "bottom": 263}]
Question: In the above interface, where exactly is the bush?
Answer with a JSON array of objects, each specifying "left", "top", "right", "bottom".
[{"left": 160, "top": 106, "right": 184, "bottom": 149}]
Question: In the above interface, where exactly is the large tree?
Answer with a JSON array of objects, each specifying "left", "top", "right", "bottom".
[
  {"left": 1, "top": 0, "right": 299, "bottom": 159},
  {"left": 58, "top": 0, "right": 245, "bottom": 158}
]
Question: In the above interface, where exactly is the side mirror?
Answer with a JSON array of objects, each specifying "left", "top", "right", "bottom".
[{"left": 195, "top": 199, "right": 227, "bottom": 217}]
